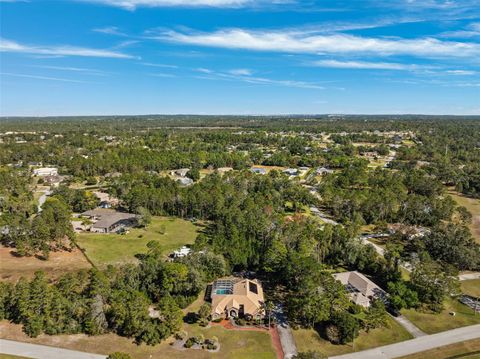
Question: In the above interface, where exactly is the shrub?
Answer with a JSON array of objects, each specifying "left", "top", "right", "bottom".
[
  {"left": 236, "top": 318, "right": 246, "bottom": 326},
  {"left": 107, "top": 353, "right": 131, "bottom": 359},
  {"left": 184, "top": 337, "right": 195, "bottom": 348},
  {"left": 175, "top": 330, "right": 188, "bottom": 340}
]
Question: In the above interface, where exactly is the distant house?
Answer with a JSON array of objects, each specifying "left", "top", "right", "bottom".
[
  {"left": 209, "top": 278, "right": 265, "bottom": 320},
  {"left": 171, "top": 168, "right": 190, "bottom": 177},
  {"left": 333, "top": 271, "right": 387, "bottom": 308},
  {"left": 172, "top": 246, "right": 192, "bottom": 258},
  {"left": 177, "top": 177, "right": 194, "bottom": 186},
  {"left": 33, "top": 167, "right": 58, "bottom": 177},
  {"left": 283, "top": 168, "right": 298, "bottom": 176},
  {"left": 81, "top": 208, "right": 138, "bottom": 233},
  {"left": 316, "top": 167, "right": 334, "bottom": 175},
  {"left": 43, "top": 175, "right": 62, "bottom": 187},
  {"left": 251, "top": 167, "right": 267, "bottom": 175}
]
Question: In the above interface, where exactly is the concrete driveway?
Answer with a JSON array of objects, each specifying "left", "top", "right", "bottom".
[{"left": 273, "top": 304, "right": 298, "bottom": 359}]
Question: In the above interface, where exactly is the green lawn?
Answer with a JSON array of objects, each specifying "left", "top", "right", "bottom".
[
  {"left": 398, "top": 338, "right": 480, "bottom": 359},
  {"left": 293, "top": 316, "right": 412, "bottom": 357},
  {"left": 448, "top": 191, "right": 480, "bottom": 243},
  {"left": 0, "top": 320, "right": 275, "bottom": 359},
  {"left": 461, "top": 279, "right": 480, "bottom": 298},
  {"left": 76, "top": 216, "right": 200, "bottom": 267},
  {"left": 402, "top": 298, "right": 480, "bottom": 334}
]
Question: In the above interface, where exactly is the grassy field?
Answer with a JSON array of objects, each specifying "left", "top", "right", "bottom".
[
  {"left": 0, "top": 245, "right": 91, "bottom": 282},
  {"left": 449, "top": 191, "right": 480, "bottom": 243},
  {"left": 402, "top": 298, "right": 480, "bottom": 334},
  {"left": 0, "top": 355, "right": 30, "bottom": 359},
  {"left": 76, "top": 216, "right": 200, "bottom": 268},
  {"left": 398, "top": 338, "right": 480, "bottom": 359},
  {"left": 0, "top": 321, "right": 275, "bottom": 359},
  {"left": 292, "top": 316, "right": 412, "bottom": 357},
  {"left": 461, "top": 279, "right": 480, "bottom": 298}
]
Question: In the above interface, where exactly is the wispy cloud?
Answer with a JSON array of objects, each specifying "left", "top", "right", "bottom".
[
  {"left": 1, "top": 72, "right": 90, "bottom": 83},
  {"left": 81, "top": 0, "right": 253, "bottom": 10},
  {"left": 193, "top": 67, "right": 324, "bottom": 89},
  {"left": 149, "top": 72, "right": 177, "bottom": 77},
  {"left": 0, "top": 38, "right": 135, "bottom": 59},
  {"left": 155, "top": 28, "right": 480, "bottom": 59},
  {"left": 441, "top": 22, "right": 480, "bottom": 39},
  {"left": 93, "top": 26, "right": 130, "bottom": 37},
  {"left": 312, "top": 60, "right": 427, "bottom": 71},
  {"left": 30, "top": 65, "right": 108, "bottom": 76},
  {"left": 140, "top": 62, "right": 179, "bottom": 68},
  {"left": 228, "top": 68, "right": 252, "bottom": 75}
]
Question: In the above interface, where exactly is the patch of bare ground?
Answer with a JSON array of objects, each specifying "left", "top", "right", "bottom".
[{"left": 0, "top": 245, "right": 91, "bottom": 282}]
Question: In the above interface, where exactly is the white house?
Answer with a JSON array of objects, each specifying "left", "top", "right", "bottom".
[{"left": 33, "top": 167, "right": 58, "bottom": 177}]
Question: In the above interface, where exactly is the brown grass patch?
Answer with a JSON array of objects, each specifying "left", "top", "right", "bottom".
[{"left": 0, "top": 245, "right": 91, "bottom": 282}]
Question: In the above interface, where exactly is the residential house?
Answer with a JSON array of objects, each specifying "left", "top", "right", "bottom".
[
  {"left": 33, "top": 167, "right": 58, "bottom": 177},
  {"left": 81, "top": 208, "right": 138, "bottom": 233},
  {"left": 210, "top": 278, "right": 265, "bottom": 320},
  {"left": 316, "top": 167, "right": 334, "bottom": 175},
  {"left": 251, "top": 167, "right": 267, "bottom": 175},
  {"left": 171, "top": 168, "right": 190, "bottom": 177},
  {"left": 333, "top": 271, "right": 387, "bottom": 308}
]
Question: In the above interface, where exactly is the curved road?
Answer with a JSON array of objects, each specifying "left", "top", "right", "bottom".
[
  {"left": 0, "top": 339, "right": 106, "bottom": 359},
  {"left": 331, "top": 324, "right": 480, "bottom": 359}
]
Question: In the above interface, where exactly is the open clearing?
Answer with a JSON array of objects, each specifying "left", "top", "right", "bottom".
[
  {"left": 462, "top": 279, "right": 480, "bottom": 298},
  {"left": 449, "top": 191, "right": 480, "bottom": 243},
  {"left": 75, "top": 216, "right": 200, "bottom": 268},
  {"left": 292, "top": 316, "right": 412, "bottom": 357},
  {"left": 398, "top": 338, "right": 480, "bottom": 359},
  {"left": 0, "top": 246, "right": 91, "bottom": 283},
  {"left": 0, "top": 321, "right": 275, "bottom": 359},
  {"left": 402, "top": 298, "right": 480, "bottom": 334}
]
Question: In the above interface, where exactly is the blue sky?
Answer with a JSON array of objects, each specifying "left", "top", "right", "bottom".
[{"left": 1, "top": 0, "right": 479, "bottom": 116}]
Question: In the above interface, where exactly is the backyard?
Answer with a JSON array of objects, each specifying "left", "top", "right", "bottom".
[
  {"left": 292, "top": 316, "right": 412, "bottom": 357},
  {"left": 75, "top": 216, "right": 200, "bottom": 268}
]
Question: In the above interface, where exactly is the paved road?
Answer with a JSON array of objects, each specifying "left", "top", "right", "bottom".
[
  {"left": 273, "top": 305, "right": 298, "bottom": 359},
  {"left": 459, "top": 272, "right": 480, "bottom": 281},
  {"left": 391, "top": 315, "right": 426, "bottom": 338},
  {"left": 37, "top": 189, "right": 51, "bottom": 212},
  {"left": 330, "top": 324, "right": 480, "bottom": 359},
  {"left": 0, "top": 339, "right": 106, "bottom": 359}
]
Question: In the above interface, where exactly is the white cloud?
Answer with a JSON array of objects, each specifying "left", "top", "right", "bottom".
[
  {"left": 1, "top": 72, "right": 89, "bottom": 83},
  {"left": 312, "top": 60, "right": 424, "bottom": 70},
  {"left": 140, "top": 62, "right": 178, "bottom": 68},
  {"left": 445, "top": 70, "right": 476, "bottom": 75},
  {"left": 83, "top": 0, "right": 252, "bottom": 10},
  {"left": 156, "top": 28, "right": 480, "bottom": 58},
  {"left": 31, "top": 65, "right": 107, "bottom": 75},
  {"left": 149, "top": 72, "right": 177, "bottom": 77},
  {"left": 0, "top": 38, "right": 135, "bottom": 59},
  {"left": 228, "top": 68, "right": 252, "bottom": 75},
  {"left": 194, "top": 68, "right": 324, "bottom": 89}
]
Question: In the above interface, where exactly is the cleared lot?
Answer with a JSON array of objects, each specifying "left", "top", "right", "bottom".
[{"left": 0, "top": 246, "right": 91, "bottom": 282}]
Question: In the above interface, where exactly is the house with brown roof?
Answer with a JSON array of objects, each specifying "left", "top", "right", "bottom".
[
  {"left": 81, "top": 208, "right": 138, "bottom": 233},
  {"left": 333, "top": 271, "right": 387, "bottom": 308},
  {"left": 209, "top": 278, "right": 265, "bottom": 320}
]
